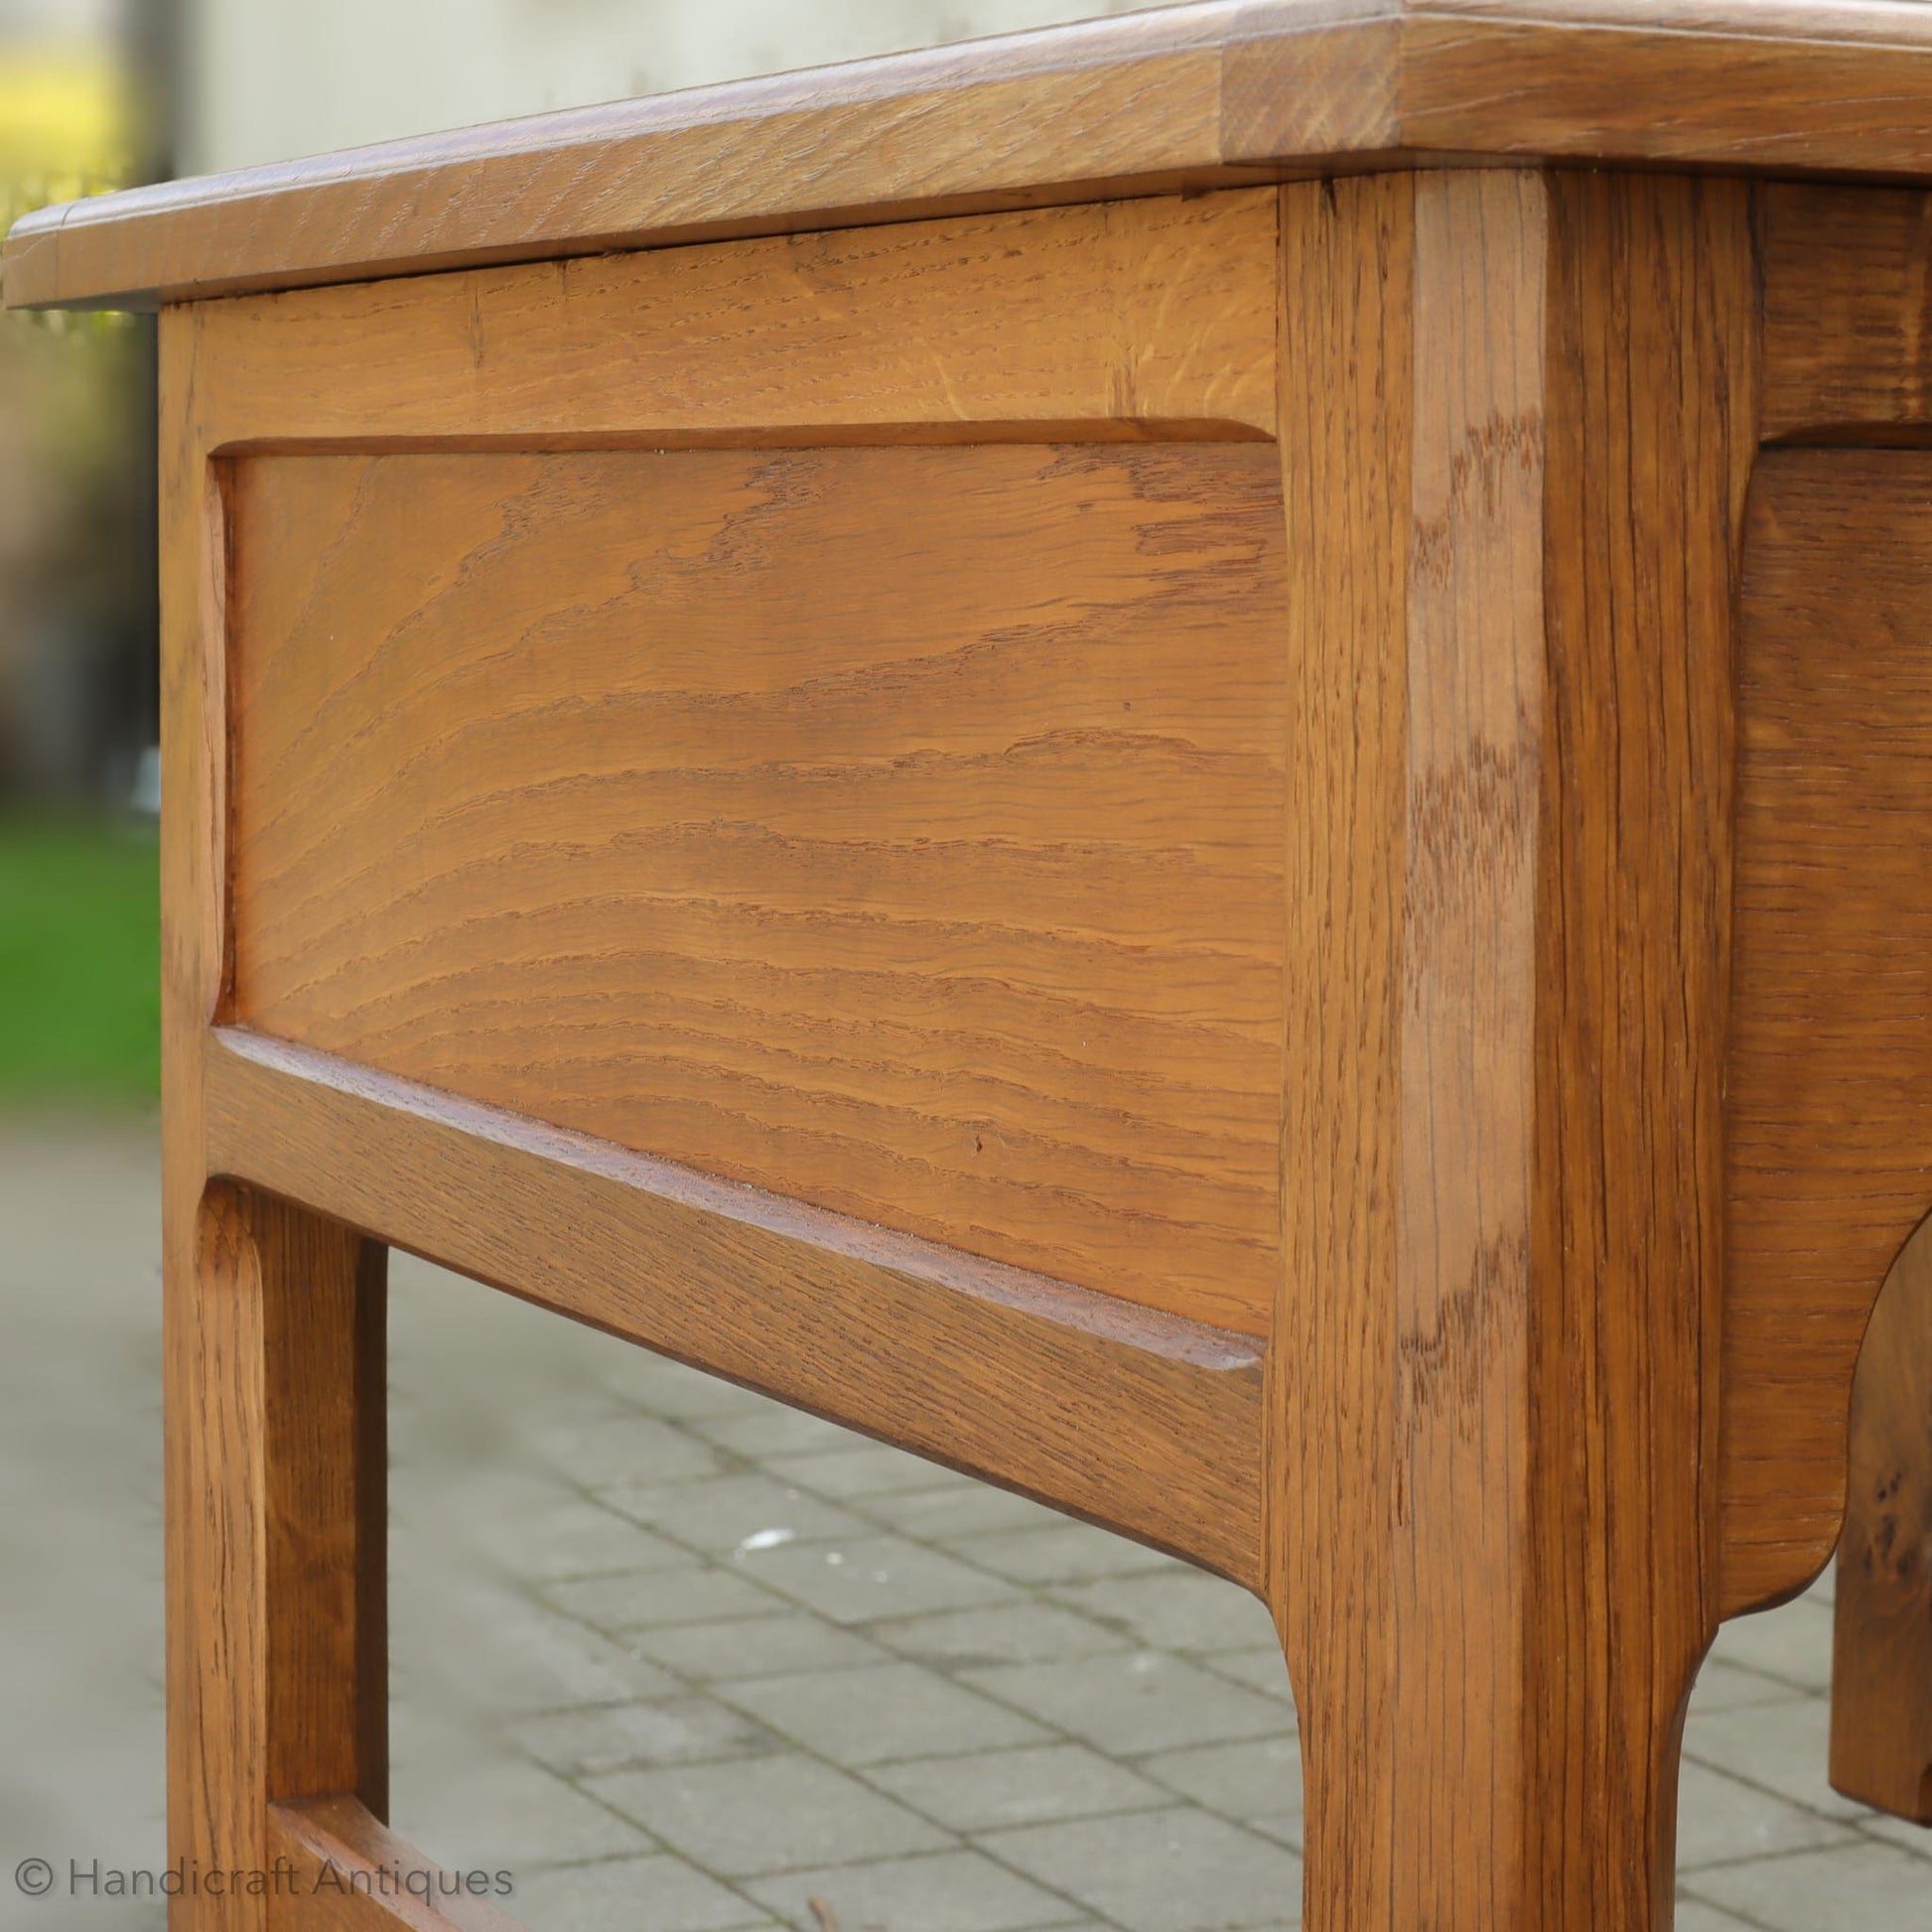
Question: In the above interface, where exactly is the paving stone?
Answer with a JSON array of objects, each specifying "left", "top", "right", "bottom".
[
  {"left": 764, "top": 1443, "right": 960, "bottom": 1499},
  {"left": 627, "top": 1612, "right": 889, "bottom": 1682},
  {"left": 528, "top": 1412, "right": 724, "bottom": 1487},
  {"left": 1687, "top": 1840, "right": 1932, "bottom": 1930},
  {"left": 542, "top": 1565, "right": 788, "bottom": 1633},
  {"left": 1673, "top": 1758, "right": 1861, "bottom": 1870},
  {"left": 596, "top": 1352, "right": 779, "bottom": 1422},
  {"left": 869, "top": 1603, "right": 1131, "bottom": 1670},
  {"left": 587, "top": 1753, "right": 949, "bottom": 1877},
  {"left": 961, "top": 1653, "right": 1285, "bottom": 1757},
  {"left": 982, "top": 1806, "right": 1299, "bottom": 1932},
  {"left": 403, "top": 1585, "right": 685, "bottom": 1711},
  {"left": 1851, "top": 1812, "right": 1932, "bottom": 1863},
  {"left": 510, "top": 1856, "right": 773, "bottom": 1932},
  {"left": 748, "top": 1535, "right": 1020, "bottom": 1624},
  {"left": 426, "top": 1484, "right": 690, "bottom": 1581},
  {"left": 389, "top": 1560, "right": 534, "bottom": 1653},
  {"left": 1706, "top": 1595, "right": 1838, "bottom": 1695},
  {"left": 1047, "top": 1572, "right": 1284, "bottom": 1655},
  {"left": 1195, "top": 1647, "right": 1295, "bottom": 1700},
  {"left": 947, "top": 1524, "right": 1182, "bottom": 1587},
  {"left": 722, "top": 1661, "right": 1049, "bottom": 1766},
  {"left": 694, "top": 1408, "right": 866, "bottom": 1458},
  {"left": 513, "top": 1696, "right": 781, "bottom": 1777},
  {"left": 862, "top": 1483, "right": 1070, "bottom": 1542},
  {"left": 1134, "top": 1735, "right": 1302, "bottom": 1848},
  {"left": 392, "top": 1754, "right": 655, "bottom": 1873},
  {"left": 600, "top": 1470, "right": 872, "bottom": 1556},
  {"left": 746, "top": 1849, "right": 1077, "bottom": 1932},
  {"left": 1686, "top": 1660, "right": 1817, "bottom": 1717},
  {"left": 1683, "top": 1699, "right": 1868, "bottom": 1823},
  {"left": 867, "top": 1742, "right": 1172, "bottom": 1834},
  {"left": 505, "top": 1622, "right": 691, "bottom": 1711},
  {"left": 1669, "top": 1900, "right": 1769, "bottom": 1932}
]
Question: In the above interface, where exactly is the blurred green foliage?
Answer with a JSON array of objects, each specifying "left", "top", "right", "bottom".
[
  {"left": 0, "top": 813, "right": 159, "bottom": 1104},
  {"left": 0, "top": 51, "right": 158, "bottom": 1103}
]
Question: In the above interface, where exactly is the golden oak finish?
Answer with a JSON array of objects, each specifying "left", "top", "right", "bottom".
[
  {"left": 1272, "top": 165, "right": 1754, "bottom": 1932},
  {"left": 1832, "top": 1216, "right": 1932, "bottom": 1824},
  {"left": 1531, "top": 172, "right": 1755, "bottom": 1912},
  {"left": 1725, "top": 451, "right": 1932, "bottom": 1616},
  {"left": 1760, "top": 183, "right": 1932, "bottom": 441},
  {"left": 1327, "top": 3, "right": 1932, "bottom": 174},
  {"left": 1273, "top": 166, "right": 1418, "bottom": 1930},
  {"left": 206, "top": 1030, "right": 1265, "bottom": 1583},
  {"left": 178, "top": 190, "right": 1280, "bottom": 449},
  {"left": 8, "top": 2, "right": 1257, "bottom": 310},
  {"left": 168, "top": 1185, "right": 387, "bottom": 1932},
  {"left": 26, "top": 2, "right": 1932, "bottom": 310},
  {"left": 229, "top": 441, "right": 1288, "bottom": 1334},
  {"left": 50, "top": 16, "right": 1932, "bottom": 1917},
  {"left": 267, "top": 1799, "right": 524, "bottom": 1932},
  {"left": 149, "top": 191, "right": 1296, "bottom": 1932}
]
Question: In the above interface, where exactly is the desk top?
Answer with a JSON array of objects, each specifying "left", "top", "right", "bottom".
[{"left": 13, "top": 0, "right": 1932, "bottom": 311}]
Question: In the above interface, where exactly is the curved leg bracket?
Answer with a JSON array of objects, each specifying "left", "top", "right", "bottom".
[{"left": 1832, "top": 1216, "right": 1932, "bottom": 1824}]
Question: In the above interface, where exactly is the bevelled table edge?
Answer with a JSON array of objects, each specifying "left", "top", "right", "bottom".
[{"left": 22, "top": 0, "right": 1932, "bottom": 311}]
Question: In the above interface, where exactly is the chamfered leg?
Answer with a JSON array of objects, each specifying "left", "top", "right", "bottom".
[
  {"left": 1274, "top": 163, "right": 1749, "bottom": 1929},
  {"left": 164, "top": 1178, "right": 386, "bottom": 1928},
  {"left": 1832, "top": 1216, "right": 1932, "bottom": 1824}
]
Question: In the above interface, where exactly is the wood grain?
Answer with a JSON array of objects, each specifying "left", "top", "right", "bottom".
[
  {"left": 161, "top": 222, "right": 1279, "bottom": 1918},
  {"left": 1271, "top": 166, "right": 1484, "bottom": 1930},
  {"left": 1272, "top": 165, "right": 1752, "bottom": 1931},
  {"left": 1832, "top": 1215, "right": 1932, "bottom": 1824},
  {"left": 169, "top": 1183, "right": 387, "bottom": 1932},
  {"left": 1724, "top": 450, "right": 1932, "bottom": 1615},
  {"left": 228, "top": 441, "right": 1288, "bottom": 1336},
  {"left": 179, "top": 190, "right": 1280, "bottom": 450},
  {"left": 205, "top": 1027, "right": 1267, "bottom": 1587},
  {"left": 3, "top": 2, "right": 1267, "bottom": 312},
  {"left": 1530, "top": 168, "right": 1754, "bottom": 1921},
  {"left": 162, "top": 302, "right": 395, "bottom": 1932},
  {"left": 26, "top": 1, "right": 1932, "bottom": 311},
  {"left": 268, "top": 1798, "right": 525, "bottom": 1932},
  {"left": 1761, "top": 182, "right": 1932, "bottom": 442},
  {"left": 1349, "top": 5, "right": 1932, "bottom": 175}
]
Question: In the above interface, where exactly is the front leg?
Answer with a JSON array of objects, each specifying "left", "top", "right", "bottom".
[{"left": 1273, "top": 165, "right": 1752, "bottom": 1929}]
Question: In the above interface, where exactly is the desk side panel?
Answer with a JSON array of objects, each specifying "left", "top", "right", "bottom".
[{"left": 227, "top": 440, "right": 1288, "bottom": 1336}]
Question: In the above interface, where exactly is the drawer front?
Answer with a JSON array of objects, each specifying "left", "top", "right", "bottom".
[{"left": 229, "top": 440, "right": 1288, "bottom": 1333}]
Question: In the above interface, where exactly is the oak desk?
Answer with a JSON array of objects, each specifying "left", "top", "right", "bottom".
[{"left": 13, "top": 3, "right": 1932, "bottom": 1926}]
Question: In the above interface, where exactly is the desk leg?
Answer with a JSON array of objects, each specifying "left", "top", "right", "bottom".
[
  {"left": 164, "top": 1180, "right": 387, "bottom": 1929},
  {"left": 1833, "top": 1221, "right": 1932, "bottom": 1823},
  {"left": 1276, "top": 167, "right": 1750, "bottom": 1929}
]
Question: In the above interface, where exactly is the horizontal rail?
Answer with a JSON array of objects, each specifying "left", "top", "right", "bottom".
[
  {"left": 204, "top": 1027, "right": 1267, "bottom": 1586},
  {"left": 268, "top": 1798, "right": 525, "bottom": 1931}
]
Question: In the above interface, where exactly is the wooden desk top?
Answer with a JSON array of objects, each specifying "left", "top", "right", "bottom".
[{"left": 14, "top": 0, "right": 1932, "bottom": 312}]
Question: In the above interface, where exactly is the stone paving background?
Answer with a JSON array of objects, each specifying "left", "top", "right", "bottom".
[{"left": 5, "top": 1121, "right": 1930, "bottom": 1930}]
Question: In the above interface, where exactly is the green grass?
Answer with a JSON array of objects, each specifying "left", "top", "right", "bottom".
[{"left": 0, "top": 811, "right": 159, "bottom": 1104}]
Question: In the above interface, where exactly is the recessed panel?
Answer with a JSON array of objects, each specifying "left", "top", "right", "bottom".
[
  {"left": 230, "top": 444, "right": 1287, "bottom": 1333},
  {"left": 1725, "top": 449, "right": 1932, "bottom": 1603}
]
